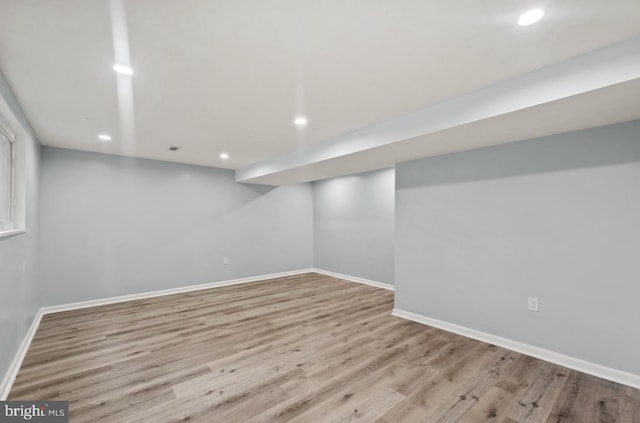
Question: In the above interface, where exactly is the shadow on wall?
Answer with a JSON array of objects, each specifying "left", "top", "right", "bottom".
[
  {"left": 241, "top": 183, "right": 277, "bottom": 195},
  {"left": 397, "top": 121, "right": 640, "bottom": 189}
]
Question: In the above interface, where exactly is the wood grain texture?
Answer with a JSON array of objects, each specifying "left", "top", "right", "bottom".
[{"left": 9, "top": 273, "right": 640, "bottom": 422}]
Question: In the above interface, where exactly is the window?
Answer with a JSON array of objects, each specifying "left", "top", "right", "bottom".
[
  {"left": 0, "top": 114, "right": 15, "bottom": 232},
  {"left": 0, "top": 98, "right": 26, "bottom": 237}
]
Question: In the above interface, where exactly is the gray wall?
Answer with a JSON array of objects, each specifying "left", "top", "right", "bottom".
[
  {"left": 0, "top": 72, "right": 40, "bottom": 382},
  {"left": 314, "top": 168, "right": 395, "bottom": 285},
  {"left": 39, "top": 147, "right": 313, "bottom": 306},
  {"left": 395, "top": 120, "right": 640, "bottom": 375}
]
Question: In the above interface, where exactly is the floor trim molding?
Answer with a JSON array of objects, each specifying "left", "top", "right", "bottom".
[
  {"left": 0, "top": 268, "right": 313, "bottom": 399},
  {"left": 41, "top": 268, "right": 314, "bottom": 315},
  {"left": 312, "top": 268, "right": 394, "bottom": 291},
  {"left": 10, "top": 274, "right": 635, "bottom": 399},
  {"left": 392, "top": 308, "right": 640, "bottom": 390},
  {"left": 0, "top": 310, "right": 44, "bottom": 400}
]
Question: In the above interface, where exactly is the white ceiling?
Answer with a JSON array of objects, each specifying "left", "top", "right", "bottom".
[{"left": 1, "top": 0, "right": 640, "bottom": 183}]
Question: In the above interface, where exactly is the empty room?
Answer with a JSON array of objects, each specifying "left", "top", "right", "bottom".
[{"left": 1, "top": 1, "right": 639, "bottom": 422}]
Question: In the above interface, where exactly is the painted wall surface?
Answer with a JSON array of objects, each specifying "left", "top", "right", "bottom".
[
  {"left": 0, "top": 72, "right": 40, "bottom": 382},
  {"left": 314, "top": 168, "right": 395, "bottom": 285},
  {"left": 395, "top": 120, "right": 640, "bottom": 375},
  {"left": 39, "top": 147, "right": 313, "bottom": 306}
]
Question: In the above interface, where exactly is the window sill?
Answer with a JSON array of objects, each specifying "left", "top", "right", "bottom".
[{"left": 0, "top": 229, "right": 26, "bottom": 239}]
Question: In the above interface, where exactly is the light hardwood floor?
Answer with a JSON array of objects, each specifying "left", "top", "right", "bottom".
[{"left": 9, "top": 273, "right": 640, "bottom": 422}]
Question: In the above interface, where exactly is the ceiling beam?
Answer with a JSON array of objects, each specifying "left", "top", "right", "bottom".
[{"left": 236, "top": 36, "right": 640, "bottom": 185}]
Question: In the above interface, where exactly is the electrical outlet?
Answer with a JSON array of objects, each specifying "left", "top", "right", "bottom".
[
  {"left": 223, "top": 257, "right": 229, "bottom": 265},
  {"left": 528, "top": 297, "right": 539, "bottom": 312}
]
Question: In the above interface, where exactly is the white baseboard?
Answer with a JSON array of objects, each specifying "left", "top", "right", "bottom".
[
  {"left": 312, "top": 268, "right": 394, "bottom": 291},
  {"left": 392, "top": 308, "right": 640, "bottom": 390},
  {"left": 14, "top": 274, "right": 635, "bottom": 398},
  {"left": 0, "top": 268, "right": 313, "bottom": 398},
  {"left": 41, "top": 268, "right": 314, "bottom": 314},
  {"left": 0, "top": 310, "right": 44, "bottom": 400}
]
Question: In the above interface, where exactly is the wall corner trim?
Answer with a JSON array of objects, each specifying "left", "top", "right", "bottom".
[
  {"left": 392, "top": 308, "right": 640, "bottom": 390},
  {"left": 312, "top": 268, "right": 394, "bottom": 291},
  {"left": 0, "top": 310, "right": 44, "bottom": 400}
]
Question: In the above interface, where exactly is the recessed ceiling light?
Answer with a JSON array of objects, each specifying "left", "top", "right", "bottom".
[
  {"left": 220, "top": 153, "right": 229, "bottom": 160},
  {"left": 97, "top": 134, "right": 112, "bottom": 141},
  {"left": 294, "top": 117, "right": 308, "bottom": 126},
  {"left": 518, "top": 9, "right": 544, "bottom": 26},
  {"left": 113, "top": 64, "right": 134, "bottom": 75}
]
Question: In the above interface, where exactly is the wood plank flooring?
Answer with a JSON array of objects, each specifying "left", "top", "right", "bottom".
[{"left": 9, "top": 273, "right": 640, "bottom": 422}]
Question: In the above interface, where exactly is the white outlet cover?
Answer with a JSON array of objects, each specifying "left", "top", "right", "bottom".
[{"left": 528, "top": 296, "right": 539, "bottom": 312}]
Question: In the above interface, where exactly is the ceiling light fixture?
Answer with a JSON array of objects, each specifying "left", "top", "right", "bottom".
[
  {"left": 220, "top": 153, "right": 229, "bottom": 160},
  {"left": 294, "top": 117, "right": 308, "bottom": 126},
  {"left": 518, "top": 8, "right": 544, "bottom": 26},
  {"left": 113, "top": 64, "right": 134, "bottom": 75},
  {"left": 98, "top": 134, "right": 112, "bottom": 141}
]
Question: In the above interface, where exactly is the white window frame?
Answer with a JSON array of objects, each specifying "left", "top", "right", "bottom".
[
  {"left": 0, "top": 123, "right": 15, "bottom": 231},
  {"left": 0, "top": 100, "right": 26, "bottom": 238}
]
